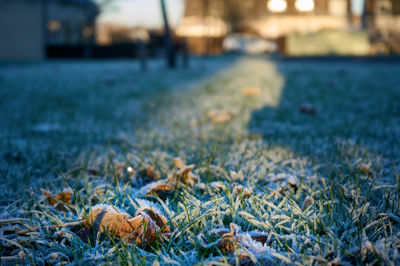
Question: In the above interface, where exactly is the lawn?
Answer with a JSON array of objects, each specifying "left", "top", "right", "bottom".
[{"left": 0, "top": 56, "right": 399, "bottom": 265}]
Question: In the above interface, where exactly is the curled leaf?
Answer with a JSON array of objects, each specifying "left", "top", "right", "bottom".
[
  {"left": 145, "top": 180, "right": 175, "bottom": 198},
  {"left": 135, "top": 206, "right": 170, "bottom": 235},
  {"left": 173, "top": 157, "right": 200, "bottom": 187},
  {"left": 146, "top": 166, "right": 161, "bottom": 180},
  {"left": 83, "top": 205, "right": 157, "bottom": 247},
  {"left": 41, "top": 189, "right": 72, "bottom": 212}
]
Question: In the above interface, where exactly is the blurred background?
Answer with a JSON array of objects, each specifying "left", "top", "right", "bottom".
[{"left": 0, "top": 0, "right": 399, "bottom": 61}]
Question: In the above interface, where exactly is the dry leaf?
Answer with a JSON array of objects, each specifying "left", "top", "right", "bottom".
[
  {"left": 84, "top": 205, "right": 157, "bottom": 247},
  {"left": 135, "top": 207, "right": 170, "bottom": 235},
  {"left": 41, "top": 189, "right": 72, "bottom": 212},
  {"left": 301, "top": 196, "right": 314, "bottom": 210},
  {"left": 215, "top": 223, "right": 240, "bottom": 253},
  {"left": 208, "top": 109, "right": 232, "bottom": 124},
  {"left": 173, "top": 157, "right": 186, "bottom": 169},
  {"left": 233, "top": 183, "right": 253, "bottom": 198},
  {"left": 144, "top": 159, "right": 199, "bottom": 197},
  {"left": 87, "top": 168, "right": 99, "bottom": 175},
  {"left": 18, "top": 251, "right": 24, "bottom": 260},
  {"left": 146, "top": 166, "right": 154, "bottom": 178},
  {"left": 145, "top": 180, "right": 175, "bottom": 198},
  {"left": 241, "top": 86, "right": 262, "bottom": 97},
  {"left": 172, "top": 157, "right": 199, "bottom": 187},
  {"left": 361, "top": 164, "right": 372, "bottom": 175},
  {"left": 299, "top": 103, "right": 316, "bottom": 115}
]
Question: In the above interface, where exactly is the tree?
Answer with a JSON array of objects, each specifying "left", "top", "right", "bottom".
[{"left": 159, "top": 0, "right": 176, "bottom": 68}]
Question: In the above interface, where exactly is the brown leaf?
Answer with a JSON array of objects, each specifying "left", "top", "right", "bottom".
[
  {"left": 84, "top": 205, "right": 159, "bottom": 247},
  {"left": 144, "top": 159, "right": 199, "bottom": 197},
  {"left": 299, "top": 103, "right": 316, "bottom": 115},
  {"left": 233, "top": 183, "right": 253, "bottom": 198},
  {"left": 172, "top": 157, "right": 186, "bottom": 169},
  {"left": 209, "top": 224, "right": 272, "bottom": 247},
  {"left": 208, "top": 109, "right": 232, "bottom": 124},
  {"left": 41, "top": 189, "right": 72, "bottom": 212},
  {"left": 120, "top": 213, "right": 156, "bottom": 246},
  {"left": 301, "top": 196, "right": 314, "bottom": 210},
  {"left": 216, "top": 224, "right": 240, "bottom": 253},
  {"left": 135, "top": 207, "right": 170, "bottom": 235},
  {"left": 87, "top": 168, "right": 99, "bottom": 175},
  {"left": 241, "top": 86, "right": 262, "bottom": 97},
  {"left": 145, "top": 166, "right": 161, "bottom": 180},
  {"left": 361, "top": 164, "right": 373, "bottom": 175},
  {"left": 146, "top": 180, "right": 175, "bottom": 198},
  {"left": 172, "top": 157, "right": 199, "bottom": 187},
  {"left": 18, "top": 251, "right": 24, "bottom": 260}
]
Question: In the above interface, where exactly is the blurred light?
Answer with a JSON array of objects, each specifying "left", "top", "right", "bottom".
[
  {"left": 47, "top": 20, "right": 61, "bottom": 32},
  {"left": 295, "top": 0, "right": 315, "bottom": 12},
  {"left": 176, "top": 17, "right": 228, "bottom": 37},
  {"left": 268, "top": 0, "right": 287, "bottom": 12},
  {"left": 83, "top": 27, "right": 93, "bottom": 39}
]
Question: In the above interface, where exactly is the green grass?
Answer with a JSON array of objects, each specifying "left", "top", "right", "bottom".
[{"left": 0, "top": 56, "right": 399, "bottom": 265}]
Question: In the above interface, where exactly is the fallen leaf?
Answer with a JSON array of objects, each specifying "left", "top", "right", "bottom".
[
  {"left": 145, "top": 180, "right": 175, "bottom": 198},
  {"left": 18, "top": 251, "right": 24, "bottom": 260},
  {"left": 361, "top": 164, "right": 372, "bottom": 175},
  {"left": 215, "top": 224, "right": 240, "bottom": 253},
  {"left": 135, "top": 206, "right": 170, "bottom": 235},
  {"left": 301, "top": 196, "right": 314, "bottom": 210},
  {"left": 299, "top": 103, "right": 316, "bottom": 115},
  {"left": 233, "top": 183, "right": 253, "bottom": 198},
  {"left": 83, "top": 204, "right": 158, "bottom": 247},
  {"left": 172, "top": 158, "right": 199, "bottom": 187},
  {"left": 208, "top": 109, "right": 232, "bottom": 123},
  {"left": 145, "top": 165, "right": 161, "bottom": 180},
  {"left": 87, "top": 168, "right": 99, "bottom": 175},
  {"left": 241, "top": 86, "right": 262, "bottom": 97},
  {"left": 143, "top": 159, "right": 199, "bottom": 197},
  {"left": 41, "top": 189, "right": 72, "bottom": 212}
]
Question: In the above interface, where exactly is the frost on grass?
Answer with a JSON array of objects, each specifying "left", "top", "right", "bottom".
[{"left": 1, "top": 57, "right": 399, "bottom": 264}]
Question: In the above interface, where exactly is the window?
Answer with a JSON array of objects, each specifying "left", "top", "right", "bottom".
[
  {"left": 267, "top": 0, "right": 287, "bottom": 12},
  {"left": 376, "top": 0, "right": 392, "bottom": 15},
  {"left": 47, "top": 20, "right": 61, "bottom": 33},
  {"left": 83, "top": 26, "right": 94, "bottom": 39},
  {"left": 295, "top": 0, "right": 315, "bottom": 12}
]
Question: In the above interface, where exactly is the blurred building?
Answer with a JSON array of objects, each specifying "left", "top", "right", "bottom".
[
  {"left": 365, "top": 0, "right": 400, "bottom": 54},
  {"left": 97, "top": 25, "right": 150, "bottom": 46},
  {"left": 178, "top": 0, "right": 353, "bottom": 55},
  {"left": 178, "top": 0, "right": 400, "bottom": 55},
  {"left": 0, "top": 0, "right": 98, "bottom": 61}
]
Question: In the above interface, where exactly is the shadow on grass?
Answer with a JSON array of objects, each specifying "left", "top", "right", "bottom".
[{"left": 248, "top": 57, "right": 400, "bottom": 169}]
